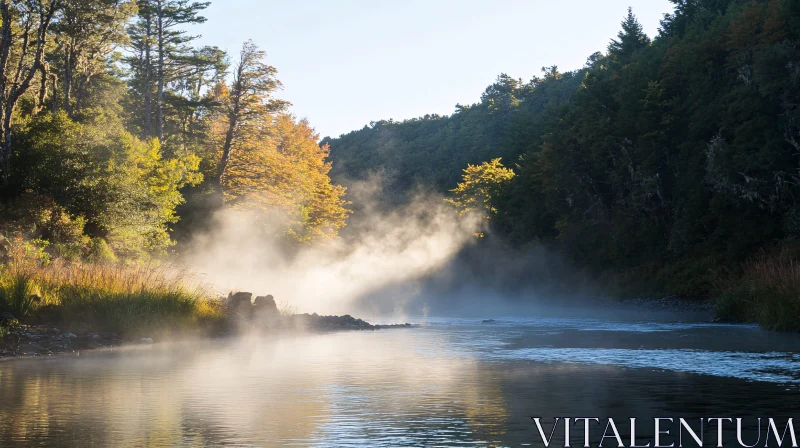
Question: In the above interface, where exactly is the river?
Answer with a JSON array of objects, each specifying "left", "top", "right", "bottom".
[{"left": 1, "top": 317, "right": 799, "bottom": 447}]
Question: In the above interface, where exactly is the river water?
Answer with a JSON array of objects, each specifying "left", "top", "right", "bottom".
[{"left": 1, "top": 317, "right": 799, "bottom": 447}]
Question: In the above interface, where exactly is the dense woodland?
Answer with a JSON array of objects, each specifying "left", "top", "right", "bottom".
[
  {"left": 0, "top": 0, "right": 351, "bottom": 264},
  {"left": 0, "top": 0, "right": 799, "bottom": 331},
  {"left": 326, "top": 0, "right": 800, "bottom": 314}
]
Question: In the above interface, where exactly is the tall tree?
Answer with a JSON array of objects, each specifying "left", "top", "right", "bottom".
[
  {"left": 0, "top": 0, "right": 62, "bottom": 186},
  {"left": 217, "top": 39, "right": 288, "bottom": 186},
  {"left": 608, "top": 7, "right": 651, "bottom": 67},
  {"left": 52, "top": 0, "right": 135, "bottom": 117},
  {"left": 152, "top": 0, "right": 207, "bottom": 141},
  {"left": 127, "top": 0, "right": 208, "bottom": 140}
]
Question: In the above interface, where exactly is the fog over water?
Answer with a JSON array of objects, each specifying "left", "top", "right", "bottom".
[{"left": 1, "top": 318, "right": 799, "bottom": 447}]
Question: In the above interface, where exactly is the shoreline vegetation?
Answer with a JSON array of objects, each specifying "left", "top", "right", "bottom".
[{"left": 0, "top": 263, "right": 410, "bottom": 360}]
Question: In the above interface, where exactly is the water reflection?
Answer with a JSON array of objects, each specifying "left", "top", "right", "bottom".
[{"left": 0, "top": 319, "right": 799, "bottom": 447}]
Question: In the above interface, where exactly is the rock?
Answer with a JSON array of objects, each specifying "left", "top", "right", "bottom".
[
  {"left": 482, "top": 319, "right": 497, "bottom": 324},
  {"left": 253, "top": 295, "right": 279, "bottom": 316},
  {"left": 1, "top": 312, "right": 14, "bottom": 321},
  {"left": 64, "top": 333, "right": 77, "bottom": 340},
  {"left": 23, "top": 333, "right": 41, "bottom": 341},
  {"left": 227, "top": 292, "right": 253, "bottom": 313},
  {"left": 139, "top": 338, "right": 154, "bottom": 345},
  {"left": 89, "top": 333, "right": 101, "bottom": 342},
  {"left": 46, "top": 328, "right": 60, "bottom": 335}
]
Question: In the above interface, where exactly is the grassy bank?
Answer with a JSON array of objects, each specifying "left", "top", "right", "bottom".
[
  {"left": 0, "top": 262, "right": 228, "bottom": 339},
  {"left": 715, "top": 251, "right": 800, "bottom": 332}
]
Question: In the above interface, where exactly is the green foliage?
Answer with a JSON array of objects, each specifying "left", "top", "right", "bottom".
[
  {"left": 446, "top": 158, "right": 515, "bottom": 220},
  {"left": 324, "top": 68, "right": 584, "bottom": 205},
  {"left": 0, "top": 271, "right": 42, "bottom": 319},
  {"left": 328, "top": 1, "right": 800, "bottom": 320},
  {"left": 6, "top": 112, "right": 201, "bottom": 260}
]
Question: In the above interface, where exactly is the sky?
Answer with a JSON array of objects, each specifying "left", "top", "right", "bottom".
[{"left": 195, "top": 0, "right": 675, "bottom": 140}]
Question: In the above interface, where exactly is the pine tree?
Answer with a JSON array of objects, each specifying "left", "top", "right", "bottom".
[
  {"left": 608, "top": 7, "right": 651, "bottom": 67},
  {"left": 53, "top": 0, "right": 136, "bottom": 117},
  {"left": 127, "top": 0, "right": 208, "bottom": 140}
]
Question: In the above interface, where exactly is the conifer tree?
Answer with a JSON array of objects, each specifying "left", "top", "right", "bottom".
[{"left": 607, "top": 7, "right": 650, "bottom": 67}]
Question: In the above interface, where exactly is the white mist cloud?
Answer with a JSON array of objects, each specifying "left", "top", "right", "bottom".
[{"left": 183, "top": 187, "right": 481, "bottom": 316}]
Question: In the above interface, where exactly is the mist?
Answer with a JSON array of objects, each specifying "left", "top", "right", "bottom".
[{"left": 182, "top": 184, "right": 483, "bottom": 317}]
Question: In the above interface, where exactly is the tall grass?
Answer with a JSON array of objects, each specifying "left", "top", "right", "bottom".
[
  {"left": 0, "top": 270, "right": 44, "bottom": 319},
  {"left": 716, "top": 250, "right": 800, "bottom": 332},
  {"left": 0, "top": 262, "right": 228, "bottom": 338}
]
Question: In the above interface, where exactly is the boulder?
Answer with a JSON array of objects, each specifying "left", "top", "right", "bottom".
[
  {"left": 139, "top": 338, "right": 154, "bottom": 345},
  {"left": 253, "top": 295, "right": 279, "bottom": 316},
  {"left": 227, "top": 292, "right": 254, "bottom": 314}
]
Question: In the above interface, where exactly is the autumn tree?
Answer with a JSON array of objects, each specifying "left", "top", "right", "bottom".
[
  {"left": 446, "top": 158, "right": 515, "bottom": 220},
  {"left": 217, "top": 39, "right": 288, "bottom": 186},
  {"left": 222, "top": 115, "right": 351, "bottom": 242}
]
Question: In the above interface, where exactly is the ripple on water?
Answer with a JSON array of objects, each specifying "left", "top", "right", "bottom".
[{"left": 490, "top": 347, "right": 800, "bottom": 383}]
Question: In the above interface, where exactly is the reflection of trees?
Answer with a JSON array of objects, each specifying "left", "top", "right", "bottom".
[
  {"left": 0, "top": 331, "right": 510, "bottom": 446},
  {"left": 1, "top": 331, "right": 796, "bottom": 447}
]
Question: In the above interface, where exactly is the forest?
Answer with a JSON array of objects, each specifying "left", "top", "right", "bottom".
[
  {"left": 0, "top": 0, "right": 351, "bottom": 262},
  {"left": 0, "top": 0, "right": 350, "bottom": 337},
  {"left": 325, "top": 0, "right": 800, "bottom": 330},
  {"left": 1, "top": 0, "right": 799, "bottom": 334}
]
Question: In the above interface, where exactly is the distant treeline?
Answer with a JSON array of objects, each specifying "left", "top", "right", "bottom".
[{"left": 325, "top": 0, "right": 800, "bottom": 301}]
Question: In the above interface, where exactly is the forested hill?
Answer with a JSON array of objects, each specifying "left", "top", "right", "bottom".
[
  {"left": 322, "top": 68, "right": 585, "bottom": 201},
  {"left": 325, "top": 0, "right": 800, "bottom": 308}
]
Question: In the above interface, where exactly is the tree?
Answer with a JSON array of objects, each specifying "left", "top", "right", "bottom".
[
  {"left": 446, "top": 158, "right": 515, "bottom": 220},
  {"left": 217, "top": 39, "right": 288, "bottom": 186},
  {"left": 0, "top": 0, "right": 62, "bottom": 186},
  {"left": 608, "top": 7, "right": 651, "bottom": 67},
  {"left": 127, "top": 0, "right": 208, "bottom": 140},
  {"left": 222, "top": 115, "right": 351, "bottom": 243},
  {"left": 52, "top": 0, "right": 136, "bottom": 117}
]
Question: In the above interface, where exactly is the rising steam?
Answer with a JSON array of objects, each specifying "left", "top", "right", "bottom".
[{"left": 182, "top": 183, "right": 481, "bottom": 317}]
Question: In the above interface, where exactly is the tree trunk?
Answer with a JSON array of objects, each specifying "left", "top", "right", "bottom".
[
  {"left": 0, "top": 0, "right": 60, "bottom": 186},
  {"left": 156, "top": 0, "right": 165, "bottom": 142},
  {"left": 217, "top": 112, "right": 237, "bottom": 186},
  {"left": 0, "top": 0, "right": 12, "bottom": 186},
  {"left": 143, "top": 14, "right": 153, "bottom": 137}
]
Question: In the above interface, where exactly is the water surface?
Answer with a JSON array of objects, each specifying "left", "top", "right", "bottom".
[{"left": 1, "top": 317, "right": 799, "bottom": 447}]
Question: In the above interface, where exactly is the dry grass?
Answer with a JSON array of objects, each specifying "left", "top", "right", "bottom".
[
  {"left": 0, "top": 262, "right": 229, "bottom": 338},
  {"left": 716, "top": 249, "right": 800, "bottom": 332}
]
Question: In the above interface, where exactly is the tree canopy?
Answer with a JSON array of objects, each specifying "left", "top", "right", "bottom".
[{"left": 0, "top": 0, "right": 352, "bottom": 263}]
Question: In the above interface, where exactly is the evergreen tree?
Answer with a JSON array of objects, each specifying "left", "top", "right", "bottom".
[{"left": 608, "top": 7, "right": 651, "bottom": 67}]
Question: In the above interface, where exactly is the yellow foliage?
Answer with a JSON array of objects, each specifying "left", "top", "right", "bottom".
[
  {"left": 446, "top": 158, "right": 515, "bottom": 220},
  {"left": 221, "top": 115, "right": 352, "bottom": 242}
]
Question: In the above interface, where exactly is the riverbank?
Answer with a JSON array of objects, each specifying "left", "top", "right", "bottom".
[
  {"left": 0, "top": 314, "right": 413, "bottom": 360},
  {"left": 0, "top": 262, "right": 416, "bottom": 360}
]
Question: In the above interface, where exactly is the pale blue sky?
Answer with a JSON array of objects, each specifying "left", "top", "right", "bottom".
[{"left": 195, "top": 0, "right": 674, "bottom": 139}]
